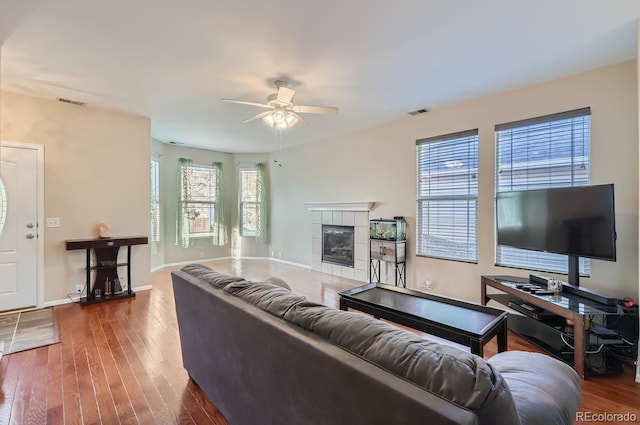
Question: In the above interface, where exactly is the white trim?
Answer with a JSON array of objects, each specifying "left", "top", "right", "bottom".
[
  {"left": 263, "top": 257, "right": 312, "bottom": 269},
  {"left": 156, "top": 256, "right": 233, "bottom": 270},
  {"left": 304, "top": 201, "right": 375, "bottom": 211},
  {"left": 43, "top": 285, "right": 153, "bottom": 308},
  {"left": 151, "top": 256, "right": 311, "bottom": 272},
  {"left": 0, "top": 141, "right": 45, "bottom": 309}
]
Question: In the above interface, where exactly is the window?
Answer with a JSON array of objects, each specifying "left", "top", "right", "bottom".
[
  {"left": 495, "top": 107, "right": 591, "bottom": 275},
  {"left": 150, "top": 159, "right": 160, "bottom": 249},
  {"left": 176, "top": 159, "right": 226, "bottom": 247},
  {"left": 239, "top": 168, "right": 258, "bottom": 237},
  {"left": 416, "top": 130, "right": 479, "bottom": 262}
]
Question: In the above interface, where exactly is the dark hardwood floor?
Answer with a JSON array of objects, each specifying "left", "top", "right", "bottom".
[{"left": 0, "top": 259, "right": 637, "bottom": 424}]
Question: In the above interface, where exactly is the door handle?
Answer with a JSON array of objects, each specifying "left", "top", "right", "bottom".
[{"left": 26, "top": 234, "right": 35, "bottom": 239}]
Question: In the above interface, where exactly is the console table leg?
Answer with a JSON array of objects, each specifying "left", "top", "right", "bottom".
[{"left": 85, "top": 248, "right": 91, "bottom": 301}]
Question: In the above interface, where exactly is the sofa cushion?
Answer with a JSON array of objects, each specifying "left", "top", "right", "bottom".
[
  {"left": 181, "top": 264, "right": 245, "bottom": 289},
  {"left": 224, "top": 280, "right": 305, "bottom": 318},
  {"left": 284, "top": 302, "right": 521, "bottom": 425},
  {"left": 488, "top": 351, "right": 581, "bottom": 425},
  {"left": 259, "top": 276, "right": 291, "bottom": 290}
]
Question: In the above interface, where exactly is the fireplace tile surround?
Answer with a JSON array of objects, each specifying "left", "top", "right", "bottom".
[{"left": 306, "top": 202, "right": 374, "bottom": 282}]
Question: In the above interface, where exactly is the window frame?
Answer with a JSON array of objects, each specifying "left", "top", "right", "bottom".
[
  {"left": 416, "top": 129, "right": 479, "bottom": 263},
  {"left": 180, "top": 163, "right": 219, "bottom": 239},
  {"left": 494, "top": 107, "right": 591, "bottom": 276}
]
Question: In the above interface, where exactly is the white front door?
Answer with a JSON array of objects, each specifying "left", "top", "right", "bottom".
[{"left": 0, "top": 145, "right": 38, "bottom": 311}]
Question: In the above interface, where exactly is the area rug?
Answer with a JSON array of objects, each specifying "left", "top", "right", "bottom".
[{"left": 0, "top": 307, "right": 60, "bottom": 356}]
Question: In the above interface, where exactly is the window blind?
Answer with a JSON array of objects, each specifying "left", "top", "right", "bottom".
[
  {"left": 416, "top": 130, "right": 479, "bottom": 262},
  {"left": 495, "top": 107, "right": 591, "bottom": 275},
  {"left": 150, "top": 159, "right": 160, "bottom": 245},
  {"left": 239, "top": 168, "right": 258, "bottom": 237}
]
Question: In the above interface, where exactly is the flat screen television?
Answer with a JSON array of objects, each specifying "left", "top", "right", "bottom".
[{"left": 496, "top": 184, "right": 616, "bottom": 286}]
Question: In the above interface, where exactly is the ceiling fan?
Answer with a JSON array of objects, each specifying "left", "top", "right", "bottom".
[{"left": 221, "top": 80, "right": 338, "bottom": 129}]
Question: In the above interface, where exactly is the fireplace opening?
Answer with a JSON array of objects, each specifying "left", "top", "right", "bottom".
[{"left": 322, "top": 225, "right": 354, "bottom": 268}]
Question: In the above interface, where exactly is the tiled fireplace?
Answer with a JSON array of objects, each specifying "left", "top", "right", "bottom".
[{"left": 305, "top": 202, "right": 374, "bottom": 282}]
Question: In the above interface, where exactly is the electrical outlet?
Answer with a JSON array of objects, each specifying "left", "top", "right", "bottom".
[
  {"left": 199, "top": 252, "right": 204, "bottom": 259},
  {"left": 424, "top": 279, "right": 433, "bottom": 290},
  {"left": 75, "top": 284, "right": 84, "bottom": 293}
]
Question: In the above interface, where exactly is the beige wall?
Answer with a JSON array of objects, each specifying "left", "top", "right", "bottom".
[
  {"left": 270, "top": 61, "right": 639, "bottom": 302},
  {"left": 1, "top": 91, "right": 151, "bottom": 303}
]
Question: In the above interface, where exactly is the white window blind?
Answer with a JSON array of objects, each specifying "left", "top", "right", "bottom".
[
  {"left": 182, "top": 164, "right": 218, "bottom": 237},
  {"left": 416, "top": 130, "right": 479, "bottom": 262},
  {"left": 150, "top": 159, "right": 160, "bottom": 244},
  {"left": 495, "top": 107, "right": 591, "bottom": 275},
  {"left": 239, "top": 168, "right": 258, "bottom": 237}
]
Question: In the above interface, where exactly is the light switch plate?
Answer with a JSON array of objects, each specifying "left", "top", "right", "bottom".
[{"left": 46, "top": 217, "right": 61, "bottom": 228}]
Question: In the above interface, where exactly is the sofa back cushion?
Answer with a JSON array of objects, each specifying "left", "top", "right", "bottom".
[
  {"left": 180, "top": 264, "right": 246, "bottom": 289},
  {"left": 284, "top": 302, "right": 521, "bottom": 425},
  {"left": 224, "top": 280, "right": 305, "bottom": 318}
]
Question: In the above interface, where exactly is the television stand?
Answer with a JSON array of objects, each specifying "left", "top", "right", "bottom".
[
  {"left": 481, "top": 275, "right": 631, "bottom": 378},
  {"left": 529, "top": 273, "right": 617, "bottom": 305}
]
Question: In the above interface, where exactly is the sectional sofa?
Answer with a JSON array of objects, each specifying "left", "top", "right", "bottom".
[{"left": 172, "top": 264, "right": 582, "bottom": 425}]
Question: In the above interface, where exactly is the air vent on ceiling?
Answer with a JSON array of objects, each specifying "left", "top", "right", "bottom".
[
  {"left": 168, "top": 141, "right": 185, "bottom": 145},
  {"left": 408, "top": 108, "right": 429, "bottom": 116},
  {"left": 57, "top": 98, "right": 86, "bottom": 106}
]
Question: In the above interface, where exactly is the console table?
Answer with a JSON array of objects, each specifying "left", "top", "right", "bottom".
[
  {"left": 66, "top": 236, "right": 148, "bottom": 305},
  {"left": 481, "top": 275, "right": 629, "bottom": 378}
]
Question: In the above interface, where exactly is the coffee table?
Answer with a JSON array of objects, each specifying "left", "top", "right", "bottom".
[{"left": 339, "top": 283, "right": 508, "bottom": 356}]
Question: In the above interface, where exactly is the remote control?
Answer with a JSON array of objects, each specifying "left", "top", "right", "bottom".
[{"left": 534, "top": 290, "right": 554, "bottom": 295}]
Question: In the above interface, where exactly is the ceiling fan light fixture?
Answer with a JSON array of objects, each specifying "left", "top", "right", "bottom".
[{"left": 263, "top": 110, "right": 298, "bottom": 129}]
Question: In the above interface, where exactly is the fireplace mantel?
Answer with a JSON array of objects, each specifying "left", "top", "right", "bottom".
[{"left": 304, "top": 201, "right": 375, "bottom": 212}]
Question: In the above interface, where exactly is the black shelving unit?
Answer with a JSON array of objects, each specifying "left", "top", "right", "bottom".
[{"left": 369, "top": 218, "right": 407, "bottom": 287}]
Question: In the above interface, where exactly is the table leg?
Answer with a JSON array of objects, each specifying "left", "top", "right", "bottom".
[
  {"left": 470, "top": 340, "right": 483, "bottom": 357},
  {"left": 573, "top": 313, "right": 586, "bottom": 379},
  {"left": 497, "top": 321, "right": 508, "bottom": 352},
  {"left": 85, "top": 248, "right": 91, "bottom": 301},
  {"left": 480, "top": 280, "right": 487, "bottom": 305},
  {"left": 339, "top": 298, "right": 347, "bottom": 311}
]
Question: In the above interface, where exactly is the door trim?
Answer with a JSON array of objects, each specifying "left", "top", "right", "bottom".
[{"left": 1, "top": 141, "right": 45, "bottom": 308}]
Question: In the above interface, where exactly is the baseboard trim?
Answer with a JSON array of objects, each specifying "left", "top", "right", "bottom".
[
  {"left": 152, "top": 256, "right": 311, "bottom": 272},
  {"left": 267, "top": 257, "right": 312, "bottom": 269},
  {"left": 44, "top": 285, "right": 153, "bottom": 308},
  {"left": 158, "top": 257, "right": 233, "bottom": 270}
]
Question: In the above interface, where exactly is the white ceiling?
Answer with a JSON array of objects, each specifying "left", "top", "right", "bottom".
[{"left": 1, "top": 0, "right": 639, "bottom": 153}]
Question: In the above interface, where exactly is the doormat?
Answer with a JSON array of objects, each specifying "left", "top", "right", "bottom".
[{"left": 0, "top": 307, "right": 60, "bottom": 356}]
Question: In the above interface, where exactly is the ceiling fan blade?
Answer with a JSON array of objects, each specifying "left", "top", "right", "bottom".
[
  {"left": 292, "top": 105, "right": 339, "bottom": 115},
  {"left": 289, "top": 112, "right": 306, "bottom": 127},
  {"left": 221, "top": 99, "right": 272, "bottom": 109},
  {"left": 242, "top": 110, "right": 274, "bottom": 123},
  {"left": 276, "top": 86, "right": 295, "bottom": 104}
]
